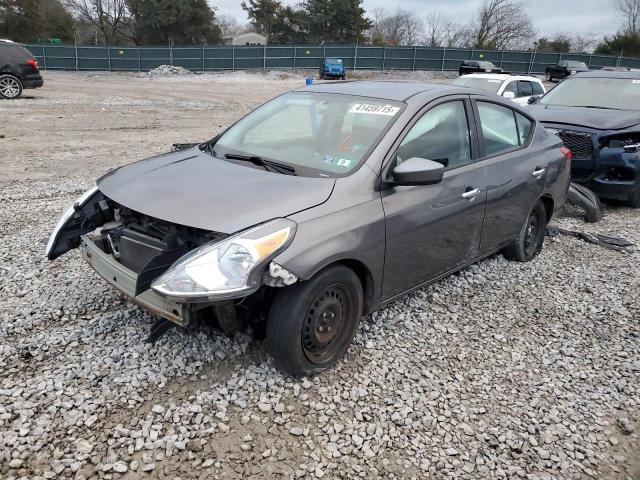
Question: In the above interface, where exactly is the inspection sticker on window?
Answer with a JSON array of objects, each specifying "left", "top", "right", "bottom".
[
  {"left": 349, "top": 104, "right": 400, "bottom": 116},
  {"left": 336, "top": 158, "right": 352, "bottom": 167}
]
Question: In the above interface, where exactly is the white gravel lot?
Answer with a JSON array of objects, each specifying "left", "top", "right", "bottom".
[{"left": 0, "top": 70, "right": 638, "bottom": 480}]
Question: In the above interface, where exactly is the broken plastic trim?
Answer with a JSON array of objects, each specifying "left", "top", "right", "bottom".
[
  {"left": 546, "top": 226, "right": 634, "bottom": 252},
  {"left": 264, "top": 262, "right": 299, "bottom": 287},
  {"left": 566, "top": 182, "right": 603, "bottom": 224}
]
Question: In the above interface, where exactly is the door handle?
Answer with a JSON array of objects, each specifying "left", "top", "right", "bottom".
[
  {"left": 462, "top": 188, "right": 481, "bottom": 199},
  {"left": 532, "top": 167, "right": 546, "bottom": 178}
]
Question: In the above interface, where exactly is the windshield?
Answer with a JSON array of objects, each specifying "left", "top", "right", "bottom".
[
  {"left": 566, "top": 61, "right": 587, "bottom": 69},
  {"left": 214, "top": 92, "right": 403, "bottom": 177},
  {"left": 540, "top": 77, "right": 640, "bottom": 110},
  {"left": 326, "top": 58, "right": 342, "bottom": 64},
  {"left": 453, "top": 76, "right": 503, "bottom": 94},
  {"left": 479, "top": 61, "right": 495, "bottom": 69}
]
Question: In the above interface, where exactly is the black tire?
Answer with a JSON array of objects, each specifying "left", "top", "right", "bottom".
[
  {"left": 319, "top": 71, "right": 324, "bottom": 80},
  {"left": 340, "top": 75, "right": 345, "bottom": 80},
  {"left": 546, "top": 73, "right": 553, "bottom": 82},
  {"left": 503, "top": 200, "right": 547, "bottom": 262},
  {"left": 628, "top": 183, "right": 640, "bottom": 208},
  {"left": 0, "top": 74, "right": 23, "bottom": 99},
  {"left": 266, "top": 264, "right": 363, "bottom": 377}
]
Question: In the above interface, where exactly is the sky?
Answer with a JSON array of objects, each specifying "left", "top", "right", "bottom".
[{"left": 213, "top": 0, "right": 620, "bottom": 41}]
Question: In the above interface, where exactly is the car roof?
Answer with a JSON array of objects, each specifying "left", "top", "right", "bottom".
[
  {"left": 299, "top": 80, "right": 467, "bottom": 102},
  {"left": 458, "top": 73, "right": 542, "bottom": 82},
  {"left": 572, "top": 70, "right": 640, "bottom": 79}
]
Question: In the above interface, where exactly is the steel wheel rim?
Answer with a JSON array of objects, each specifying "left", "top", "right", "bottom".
[
  {"left": 302, "top": 283, "right": 351, "bottom": 364},
  {"left": 524, "top": 209, "right": 541, "bottom": 256},
  {"left": 0, "top": 77, "right": 20, "bottom": 98}
]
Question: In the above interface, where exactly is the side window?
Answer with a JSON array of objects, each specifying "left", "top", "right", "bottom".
[
  {"left": 531, "top": 82, "right": 544, "bottom": 95},
  {"left": 517, "top": 81, "right": 533, "bottom": 97},
  {"left": 396, "top": 101, "right": 471, "bottom": 170},
  {"left": 503, "top": 81, "right": 518, "bottom": 96},
  {"left": 477, "top": 102, "right": 519, "bottom": 157},
  {"left": 515, "top": 113, "right": 534, "bottom": 145}
]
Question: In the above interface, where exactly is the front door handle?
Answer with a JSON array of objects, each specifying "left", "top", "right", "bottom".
[
  {"left": 532, "top": 167, "right": 546, "bottom": 178},
  {"left": 462, "top": 187, "right": 481, "bottom": 199}
]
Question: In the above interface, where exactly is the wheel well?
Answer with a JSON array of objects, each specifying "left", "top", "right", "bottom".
[
  {"left": 540, "top": 195, "right": 554, "bottom": 223},
  {"left": 335, "top": 259, "right": 375, "bottom": 315}
]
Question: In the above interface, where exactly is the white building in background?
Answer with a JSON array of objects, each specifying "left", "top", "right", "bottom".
[{"left": 224, "top": 32, "right": 267, "bottom": 46}]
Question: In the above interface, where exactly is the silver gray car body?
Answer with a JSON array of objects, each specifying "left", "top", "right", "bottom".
[{"left": 47, "top": 81, "right": 570, "bottom": 324}]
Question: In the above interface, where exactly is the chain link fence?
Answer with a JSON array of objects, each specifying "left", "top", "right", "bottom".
[{"left": 26, "top": 43, "right": 640, "bottom": 74}]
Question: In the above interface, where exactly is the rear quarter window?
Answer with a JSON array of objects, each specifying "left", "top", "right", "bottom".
[
  {"left": 0, "top": 44, "right": 32, "bottom": 60},
  {"left": 531, "top": 82, "right": 544, "bottom": 95}
]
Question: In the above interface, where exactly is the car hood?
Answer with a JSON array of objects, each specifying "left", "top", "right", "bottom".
[
  {"left": 528, "top": 104, "right": 640, "bottom": 130},
  {"left": 97, "top": 147, "right": 335, "bottom": 234}
]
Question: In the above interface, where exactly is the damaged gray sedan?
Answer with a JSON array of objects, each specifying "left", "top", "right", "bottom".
[{"left": 47, "top": 81, "right": 570, "bottom": 376}]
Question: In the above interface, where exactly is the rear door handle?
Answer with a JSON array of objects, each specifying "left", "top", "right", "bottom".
[
  {"left": 532, "top": 167, "right": 546, "bottom": 178},
  {"left": 462, "top": 187, "right": 481, "bottom": 199}
]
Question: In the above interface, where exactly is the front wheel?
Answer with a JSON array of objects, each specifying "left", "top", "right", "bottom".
[
  {"left": 628, "top": 183, "right": 640, "bottom": 208},
  {"left": 0, "top": 75, "right": 23, "bottom": 99},
  {"left": 266, "top": 265, "right": 363, "bottom": 377},
  {"left": 503, "top": 200, "right": 547, "bottom": 262}
]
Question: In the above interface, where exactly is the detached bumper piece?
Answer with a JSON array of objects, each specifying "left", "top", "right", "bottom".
[
  {"left": 567, "top": 182, "right": 603, "bottom": 223},
  {"left": 81, "top": 234, "right": 189, "bottom": 326}
]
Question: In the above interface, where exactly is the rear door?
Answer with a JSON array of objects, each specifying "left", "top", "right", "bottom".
[
  {"left": 470, "top": 98, "right": 547, "bottom": 254},
  {"left": 381, "top": 96, "right": 487, "bottom": 300}
]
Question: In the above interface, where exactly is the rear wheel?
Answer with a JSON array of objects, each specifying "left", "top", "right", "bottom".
[
  {"left": 0, "top": 75, "right": 22, "bottom": 99},
  {"left": 266, "top": 265, "right": 363, "bottom": 377},
  {"left": 503, "top": 200, "right": 547, "bottom": 262},
  {"left": 546, "top": 73, "right": 553, "bottom": 82}
]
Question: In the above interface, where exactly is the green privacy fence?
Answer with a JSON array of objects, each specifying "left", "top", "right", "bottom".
[{"left": 26, "top": 43, "right": 640, "bottom": 74}]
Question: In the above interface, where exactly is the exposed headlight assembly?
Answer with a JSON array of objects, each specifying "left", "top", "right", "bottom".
[{"left": 151, "top": 218, "right": 296, "bottom": 301}]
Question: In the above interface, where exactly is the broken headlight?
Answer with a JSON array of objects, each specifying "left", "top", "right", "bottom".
[{"left": 151, "top": 218, "right": 296, "bottom": 301}]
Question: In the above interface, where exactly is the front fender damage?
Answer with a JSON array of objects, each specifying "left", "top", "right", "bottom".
[{"left": 46, "top": 187, "right": 113, "bottom": 260}]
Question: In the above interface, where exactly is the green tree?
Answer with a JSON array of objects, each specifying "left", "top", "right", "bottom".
[
  {"left": 127, "top": 0, "right": 222, "bottom": 45},
  {"left": 595, "top": 31, "right": 640, "bottom": 56},
  {"left": 241, "top": 0, "right": 280, "bottom": 41},
  {"left": 38, "top": 0, "right": 76, "bottom": 41},
  {"left": 536, "top": 34, "right": 572, "bottom": 53},
  {"left": 0, "top": 0, "right": 74, "bottom": 42},
  {"left": 302, "top": 0, "right": 370, "bottom": 44}
]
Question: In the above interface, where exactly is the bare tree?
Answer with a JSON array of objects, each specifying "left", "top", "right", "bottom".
[
  {"left": 445, "top": 24, "right": 474, "bottom": 48},
  {"left": 615, "top": 0, "right": 640, "bottom": 33},
  {"left": 424, "top": 9, "right": 449, "bottom": 47},
  {"left": 64, "top": 0, "right": 129, "bottom": 44},
  {"left": 472, "top": 0, "right": 536, "bottom": 49},
  {"left": 217, "top": 14, "right": 246, "bottom": 38},
  {"left": 571, "top": 33, "right": 597, "bottom": 52},
  {"left": 367, "top": 8, "right": 424, "bottom": 45}
]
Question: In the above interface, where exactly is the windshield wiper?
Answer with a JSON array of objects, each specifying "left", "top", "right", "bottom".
[{"left": 224, "top": 153, "right": 296, "bottom": 176}]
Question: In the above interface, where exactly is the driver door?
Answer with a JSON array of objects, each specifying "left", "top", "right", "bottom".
[{"left": 381, "top": 97, "right": 487, "bottom": 300}]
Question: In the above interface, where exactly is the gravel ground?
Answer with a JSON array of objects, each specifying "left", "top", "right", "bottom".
[{"left": 0, "top": 71, "right": 638, "bottom": 480}]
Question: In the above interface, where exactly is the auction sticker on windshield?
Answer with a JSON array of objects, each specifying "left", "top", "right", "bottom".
[{"left": 349, "top": 104, "right": 400, "bottom": 116}]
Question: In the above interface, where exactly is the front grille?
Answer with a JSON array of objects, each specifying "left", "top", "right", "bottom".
[{"left": 557, "top": 130, "right": 595, "bottom": 160}]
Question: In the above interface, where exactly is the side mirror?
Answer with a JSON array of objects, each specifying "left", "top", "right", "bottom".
[
  {"left": 391, "top": 157, "right": 444, "bottom": 186},
  {"left": 527, "top": 95, "right": 539, "bottom": 105},
  {"left": 502, "top": 91, "right": 516, "bottom": 99}
]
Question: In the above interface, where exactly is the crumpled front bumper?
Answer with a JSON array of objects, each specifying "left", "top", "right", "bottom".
[{"left": 80, "top": 234, "right": 188, "bottom": 325}]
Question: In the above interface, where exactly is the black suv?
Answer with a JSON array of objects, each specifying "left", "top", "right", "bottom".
[
  {"left": 458, "top": 60, "right": 503, "bottom": 76},
  {"left": 528, "top": 71, "right": 640, "bottom": 206},
  {"left": 545, "top": 60, "right": 589, "bottom": 81},
  {"left": 0, "top": 40, "right": 43, "bottom": 99}
]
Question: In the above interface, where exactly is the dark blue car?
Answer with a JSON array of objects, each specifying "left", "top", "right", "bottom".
[{"left": 319, "top": 58, "right": 345, "bottom": 80}]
